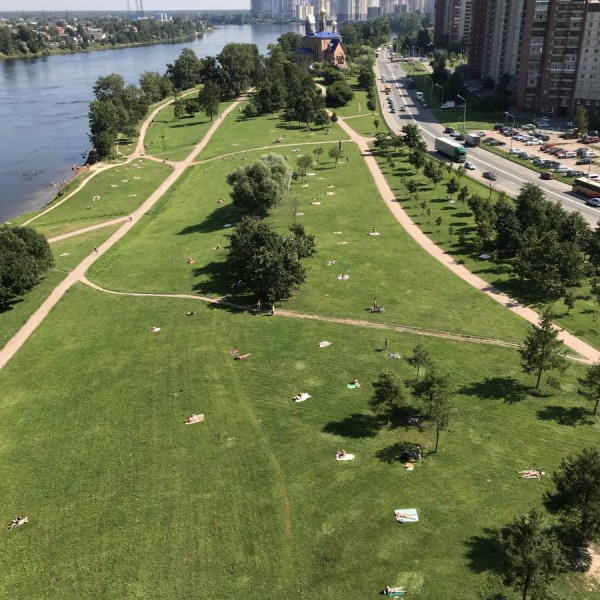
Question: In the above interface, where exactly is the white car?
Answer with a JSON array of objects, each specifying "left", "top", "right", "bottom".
[
  {"left": 509, "top": 148, "right": 525, "bottom": 155},
  {"left": 526, "top": 140, "right": 542, "bottom": 146},
  {"left": 399, "top": 105, "right": 406, "bottom": 111},
  {"left": 564, "top": 151, "right": 577, "bottom": 158},
  {"left": 464, "top": 161, "right": 476, "bottom": 170},
  {"left": 475, "top": 130, "right": 486, "bottom": 136}
]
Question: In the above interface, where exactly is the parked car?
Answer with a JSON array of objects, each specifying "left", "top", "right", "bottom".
[
  {"left": 577, "top": 158, "right": 594, "bottom": 165},
  {"left": 483, "top": 171, "right": 497, "bottom": 181},
  {"left": 526, "top": 140, "right": 542, "bottom": 146},
  {"left": 585, "top": 197, "right": 600, "bottom": 207},
  {"left": 421, "top": 103, "right": 428, "bottom": 108},
  {"left": 444, "top": 127, "right": 454, "bottom": 133},
  {"left": 491, "top": 140, "right": 506, "bottom": 146},
  {"left": 455, "top": 135, "right": 465, "bottom": 141},
  {"left": 541, "top": 135, "right": 551, "bottom": 142},
  {"left": 541, "top": 172, "right": 554, "bottom": 180},
  {"left": 464, "top": 161, "right": 476, "bottom": 170},
  {"left": 475, "top": 130, "right": 486, "bottom": 136},
  {"left": 564, "top": 151, "right": 578, "bottom": 158},
  {"left": 554, "top": 166, "right": 569, "bottom": 173},
  {"left": 399, "top": 105, "right": 406, "bottom": 111},
  {"left": 567, "top": 170, "right": 585, "bottom": 177}
]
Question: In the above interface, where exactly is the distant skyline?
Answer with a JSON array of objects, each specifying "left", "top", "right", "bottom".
[{"left": 1, "top": 1, "right": 250, "bottom": 12}]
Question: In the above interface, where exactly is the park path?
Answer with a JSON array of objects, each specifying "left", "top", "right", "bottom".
[
  {"left": 334, "top": 115, "right": 600, "bottom": 364},
  {"left": 0, "top": 97, "right": 243, "bottom": 370}
]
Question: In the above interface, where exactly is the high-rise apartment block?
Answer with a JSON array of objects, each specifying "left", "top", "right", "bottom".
[{"left": 437, "top": 0, "right": 600, "bottom": 117}]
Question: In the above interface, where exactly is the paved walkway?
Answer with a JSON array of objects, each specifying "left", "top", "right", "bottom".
[
  {"left": 0, "top": 97, "right": 243, "bottom": 370},
  {"left": 335, "top": 116, "right": 600, "bottom": 363}
]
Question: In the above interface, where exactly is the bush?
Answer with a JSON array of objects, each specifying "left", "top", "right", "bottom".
[{"left": 326, "top": 80, "right": 354, "bottom": 108}]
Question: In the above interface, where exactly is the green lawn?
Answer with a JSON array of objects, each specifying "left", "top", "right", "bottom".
[
  {"left": 0, "top": 284, "right": 597, "bottom": 599},
  {"left": 328, "top": 79, "right": 371, "bottom": 118},
  {"left": 89, "top": 143, "right": 528, "bottom": 343},
  {"left": 25, "top": 160, "right": 173, "bottom": 238},
  {"left": 343, "top": 114, "right": 381, "bottom": 138},
  {"left": 143, "top": 100, "right": 231, "bottom": 162},
  {"left": 198, "top": 102, "right": 349, "bottom": 161}
]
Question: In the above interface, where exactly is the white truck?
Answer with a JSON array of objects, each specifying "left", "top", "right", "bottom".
[
  {"left": 465, "top": 134, "right": 481, "bottom": 147},
  {"left": 441, "top": 101, "right": 456, "bottom": 109},
  {"left": 434, "top": 137, "right": 467, "bottom": 162}
]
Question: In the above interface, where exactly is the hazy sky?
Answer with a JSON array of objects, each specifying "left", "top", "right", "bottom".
[{"left": 2, "top": 1, "right": 250, "bottom": 11}]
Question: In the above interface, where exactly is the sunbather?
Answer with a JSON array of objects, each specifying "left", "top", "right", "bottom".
[
  {"left": 185, "top": 414, "right": 204, "bottom": 424},
  {"left": 337, "top": 449, "right": 346, "bottom": 458},
  {"left": 384, "top": 586, "right": 407, "bottom": 596},
  {"left": 350, "top": 378, "right": 361, "bottom": 388},
  {"left": 8, "top": 516, "right": 28, "bottom": 530},
  {"left": 187, "top": 258, "right": 196, "bottom": 265},
  {"left": 518, "top": 469, "right": 544, "bottom": 479},
  {"left": 235, "top": 353, "right": 250, "bottom": 360},
  {"left": 149, "top": 326, "right": 161, "bottom": 333}
]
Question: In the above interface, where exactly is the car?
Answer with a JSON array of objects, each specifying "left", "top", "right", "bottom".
[
  {"left": 554, "top": 166, "right": 569, "bottom": 173},
  {"left": 567, "top": 170, "right": 585, "bottom": 177},
  {"left": 421, "top": 103, "right": 428, "bottom": 108},
  {"left": 509, "top": 148, "right": 525, "bottom": 155},
  {"left": 526, "top": 140, "right": 542, "bottom": 146},
  {"left": 590, "top": 174, "right": 600, "bottom": 181},
  {"left": 490, "top": 140, "right": 506, "bottom": 146},
  {"left": 585, "top": 197, "right": 600, "bottom": 207},
  {"left": 541, "top": 172, "right": 554, "bottom": 180},
  {"left": 464, "top": 161, "right": 476, "bottom": 170},
  {"left": 577, "top": 158, "right": 594, "bottom": 165},
  {"left": 564, "top": 151, "right": 578, "bottom": 158},
  {"left": 399, "top": 105, "right": 406, "bottom": 111},
  {"left": 444, "top": 126, "right": 455, "bottom": 133},
  {"left": 538, "top": 123, "right": 551, "bottom": 128},
  {"left": 475, "top": 130, "right": 486, "bottom": 136},
  {"left": 483, "top": 171, "right": 497, "bottom": 181}
]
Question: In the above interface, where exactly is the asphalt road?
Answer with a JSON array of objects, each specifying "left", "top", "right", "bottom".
[{"left": 375, "top": 57, "right": 600, "bottom": 226}]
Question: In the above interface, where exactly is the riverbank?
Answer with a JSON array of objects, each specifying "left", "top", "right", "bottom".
[{"left": 0, "top": 29, "right": 211, "bottom": 62}]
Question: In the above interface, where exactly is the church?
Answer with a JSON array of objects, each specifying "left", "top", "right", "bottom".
[{"left": 292, "top": 8, "right": 347, "bottom": 69}]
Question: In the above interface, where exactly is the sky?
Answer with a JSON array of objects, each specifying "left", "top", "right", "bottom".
[{"left": 1, "top": 1, "right": 249, "bottom": 11}]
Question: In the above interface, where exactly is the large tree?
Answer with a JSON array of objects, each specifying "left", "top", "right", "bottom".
[
  {"left": 325, "top": 80, "right": 354, "bottom": 108},
  {"left": 217, "top": 43, "right": 261, "bottom": 99},
  {"left": 370, "top": 371, "right": 405, "bottom": 426},
  {"left": 519, "top": 309, "right": 568, "bottom": 388},
  {"left": 198, "top": 80, "right": 221, "bottom": 121},
  {"left": 407, "top": 343, "right": 431, "bottom": 382},
  {"left": 226, "top": 153, "right": 292, "bottom": 216},
  {"left": 227, "top": 218, "right": 314, "bottom": 303},
  {"left": 0, "top": 226, "right": 54, "bottom": 307},
  {"left": 544, "top": 447, "right": 600, "bottom": 545},
  {"left": 499, "top": 509, "right": 564, "bottom": 600},
  {"left": 166, "top": 48, "right": 203, "bottom": 90}
]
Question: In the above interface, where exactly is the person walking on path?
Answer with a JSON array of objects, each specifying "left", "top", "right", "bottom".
[{"left": 94, "top": 247, "right": 98, "bottom": 254}]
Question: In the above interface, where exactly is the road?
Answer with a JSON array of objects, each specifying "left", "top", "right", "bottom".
[{"left": 375, "top": 57, "right": 600, "bottom": 226}]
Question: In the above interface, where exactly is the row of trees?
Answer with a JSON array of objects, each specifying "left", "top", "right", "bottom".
[{"left": 0, "top": 226, "right": 53, "bottom": 308}]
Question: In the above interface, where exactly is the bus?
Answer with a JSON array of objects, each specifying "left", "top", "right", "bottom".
[
  {"left": 572, "top": 178, "right": 600, "bottom": 198},
  {"left": 385, "top": 84, "right": 391, "bottom": 94}
]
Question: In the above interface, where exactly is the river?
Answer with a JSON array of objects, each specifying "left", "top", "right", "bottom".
[{"left": 0, "top": 23, "right": 304, "bottom": 222}]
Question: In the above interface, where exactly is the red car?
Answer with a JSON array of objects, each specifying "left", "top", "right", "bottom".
[
  {"left": 541, "top": 172, "right": 554, "bottom": 180},
  {"left": 541, "top": 144, "right": 554, "bottom": 152}
]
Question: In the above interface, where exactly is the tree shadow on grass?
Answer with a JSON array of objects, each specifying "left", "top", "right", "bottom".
[
  {"left": 0, "top": 297, "right": 23, "bottom": 315},
  {"left": 192, "top": 260, "right": 233, "bottom": 297},
  {"left": 323, "top": 413, "right": 383, "bottom": 438},
  {"left": 536, "top": 405, "right": 595, "bottom": 426},
  {"left": 177, "top": 205, "right": 239, "bottom": 235},
  {"left": 460, "top": 376, "right": 529, "bottom": 404},
  {"left": 375, "top": 440, "right": 421, "bottom": 464},
  {"left": 464, "top": 529, "right": 504, "bottom": 575}
]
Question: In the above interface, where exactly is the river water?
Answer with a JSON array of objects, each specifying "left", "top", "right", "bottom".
[{"left": 0, "top": 23, "right": 304, "bottom": 221}]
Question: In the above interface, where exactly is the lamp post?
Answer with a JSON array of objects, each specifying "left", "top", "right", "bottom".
[
  {"left": 505, "top": 111, "right": 516, "bottom": 152},
  {"left": 457, "top": 94, "right": 466, "bottom": 134},
  {"left": 425, "top": 75, "right": 433, "bottom": 104},
  {"left": 435, "top": 84, "right": 444, "bottom": 110}
]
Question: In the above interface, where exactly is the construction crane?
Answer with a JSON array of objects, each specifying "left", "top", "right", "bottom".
[{"left": 135, "top": 0, "right": 145, "bottom": 18}]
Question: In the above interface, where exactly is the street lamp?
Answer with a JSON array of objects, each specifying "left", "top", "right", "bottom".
[
  {"left": 425, "top": 75, "right": 433, "bottom": 104},
  {"left": 435, "top": 84, "right": 444, "bottom": 110},
  {"left": 505, "top": 111, "right": 516, "bottom": 152},
  {"left": 457, "top": 94, "right": 466, "bottom": 134}
]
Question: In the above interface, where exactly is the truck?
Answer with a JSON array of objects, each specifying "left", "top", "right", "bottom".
[
  {"left": 435, "top": 137, "right": 467, "bottom": 162},
  {"left": 385, "top": 84, "right": 391, "bottom": 94},
  {"left": 441, "top": 101, "right": 456, "bottom": 109},
  {"left": 465, "top": 134, "right": 481, "bottom": 147}
]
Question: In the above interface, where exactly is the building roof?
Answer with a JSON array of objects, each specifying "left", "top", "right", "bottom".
[{"left": 306, "top": 31, "right": 341, "bottom": 39}]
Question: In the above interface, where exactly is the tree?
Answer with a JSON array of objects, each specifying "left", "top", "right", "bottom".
[
  {"left": 328, "top": 147, "right": 344, "bottom": 167},
  {"left": 406, "top": 180, "right": 419, "bottom": 196},
  {"left": 287, "top": 223, "right": 317, "bottom": 261},
  {"left": 430, "top": 375, "right": 453, "bottom": 453},
  {"left": 370, "top": 371, "right": 405, "bottom": 426},
  {"left": 166, "top": 48, "right": 203, "bottom": 90},
  {"left": 226, "top": 153, "right": 292, "bottom": 216},
  {"left": 499, "top": 509, "right": 564, "bottom": 600},
  {"left": 296, "top": 154, "right": 313, "bottom": 177},
  {"left": 519, "top": 309, "right": 568, "bottom": 388},
  {"left": 407, "top": 343, "right": 431, "bottom": 381},
  {"left": 578, "top": 362, "right": 600, "bottom": 416},
  {"left": 330, "top": 112, "right": 338, "bottom": 127},
  {"left": 402, "top": 123, "right": 425, "bottom": 150},
  {"left": 218, "top": 43, "right": 261, "bottom": 99},
  {"left": 326, "top": 80, "right": 354, "bottom": 108},
  {"left": 408, "top": 149, "right": 426, "bottom": 173},
  {"left": 574, "top": 105, "right": 589, "bottom": 134},
  {"left": 173, "top": 101, "right": 185, "bottom": 120},
  {"left": 373, "top": 118, "right": 380, "bottom": 130},
  {"left": 277, "top": 31, "right": 303, "bottom": 55},
  {"left": 88, "top": 99, "right": 121, "bottom": 158},
  {"left": 313, "top": 147, "right": 324, "bottom": 162},
  {"left": 0, "top": 225, "right": 54, "bottom": 307},
  {"left": 446, "top": 176, "right": 459, "bottom": 199},
  {"left": 227, "top": 217, "right": 313, "bottom": 303},
  {"left": 544, "top": 447, "right": 600, "bottom": 545},
  {"left": 563, "top": 291, "right": 575, "bottom": 315},
  {"left": 198, "top": 80, "right": 221, "bottom": 121},
  {"left": 139, "top": 71, "right": 172, "bottom": 103},
  {"left": 314, "top": 109, "right": 330, "bottom": 129}
]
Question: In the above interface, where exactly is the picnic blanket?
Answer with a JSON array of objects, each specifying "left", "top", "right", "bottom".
[
  {"left": 185, "top": 414, "right": 204, "bottom": 424},
  {"left": 347, "top": 384, "right": 358, "bottom": 389},
  {"left": 336, "top": 453, "right": 354, "bottom": 461},
  {"left": 394, "top": 509, "right": 418, "bottom": 523},
  {"left": 405, "top": 462, "right": 414, "bottom": 471},
  {"left": 337, "top": 274, "right": 350, "bottom": 280},
  {"left": 149, "top": 327, "right": 161, "bottom": 333},
  {"left": 293, "top": 393, "right": 311, "bottom": 402}
]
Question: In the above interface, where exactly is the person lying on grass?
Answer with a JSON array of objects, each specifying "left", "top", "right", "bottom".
[{"left": 518, "top": 469, "right": 544, "bottom": 479}]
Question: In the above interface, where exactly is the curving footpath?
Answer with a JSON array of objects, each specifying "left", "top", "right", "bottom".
[
  {"left": 0, "top": 97, "right": 243, "bottom": 370},
  {"left": 334, "top": 116, "right": 600, "bottom": 364}
]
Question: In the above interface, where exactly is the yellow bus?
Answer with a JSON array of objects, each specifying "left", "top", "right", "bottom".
[
  {"left": 572, "top": 178, "right": 600, "bottom": 198},
  {"left": 385, "top": 84, "right": 391, "bottom": 94}
]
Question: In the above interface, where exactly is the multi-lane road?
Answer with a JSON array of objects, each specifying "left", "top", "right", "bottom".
[{"left": 375, "top": 57, "right": 600, "bottom": 225}]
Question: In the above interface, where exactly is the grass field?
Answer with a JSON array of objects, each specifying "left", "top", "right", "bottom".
[
  {"left": 3, "top": 84, "right": 600, "bottom": 600},
  {"left": 0, "top": 284, "right": 597, "bottom": 600},
  {"left": 26, "top": 161, "right": 173, "bottom": 239}
]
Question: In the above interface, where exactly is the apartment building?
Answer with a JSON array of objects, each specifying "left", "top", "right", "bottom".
[{"left": 434, "top": 0, "right": 472, "bottom": 47}]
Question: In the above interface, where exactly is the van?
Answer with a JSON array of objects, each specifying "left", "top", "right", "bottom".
[{"left": 564, "top": 151, "right": 577, "bottom": 158}]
